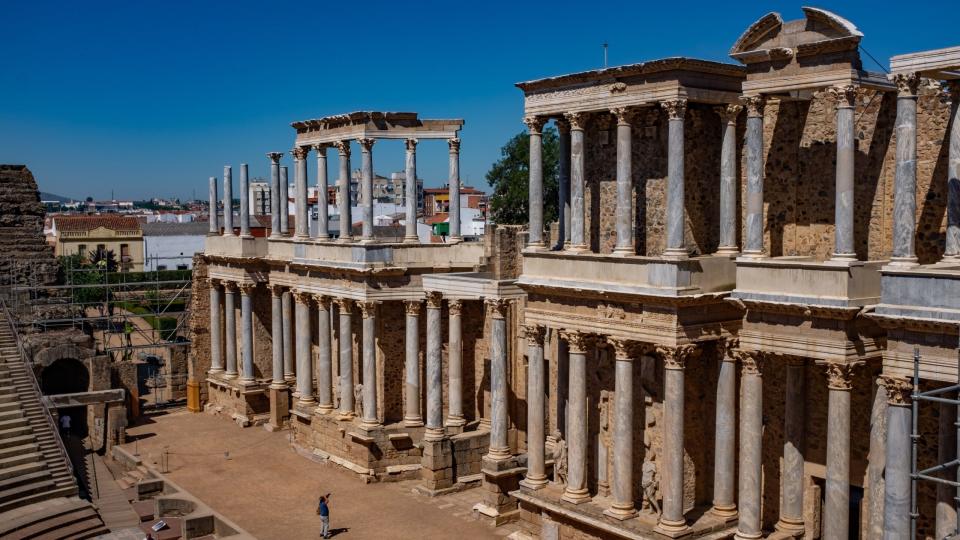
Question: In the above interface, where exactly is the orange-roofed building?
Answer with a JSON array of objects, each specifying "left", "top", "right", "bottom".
[{"left": 50, "top": 215, "right": 144, "bottom": 271}]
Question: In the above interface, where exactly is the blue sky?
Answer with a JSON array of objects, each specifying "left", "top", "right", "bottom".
[{"left": 0, "top": 1, "right": 954, "bottom": 201}]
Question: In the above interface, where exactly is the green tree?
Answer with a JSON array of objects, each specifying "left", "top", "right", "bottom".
[{"left": 486, "top": 126, "right": 559, "bottom": 225}]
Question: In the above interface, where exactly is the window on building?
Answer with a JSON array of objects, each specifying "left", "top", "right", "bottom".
[
  {"left": 120, "top": 244, "right": 130, "bottom": 259},
  {"left": 157, "top": 265, "right": 168, "bottom": 271},
  {"left": 77, "top": 244, "right": 87, "bottom": 257},
  {"left": 176, "top": 264, "right": 188, "bottom": 271}
]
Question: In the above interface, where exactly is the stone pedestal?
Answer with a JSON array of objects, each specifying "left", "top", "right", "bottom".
[
  {"left": 419, "top": 439, "right": 454, "bottom": 493},
  {"left": 267, "top": 386, "right": 290, "bottom": 431}
]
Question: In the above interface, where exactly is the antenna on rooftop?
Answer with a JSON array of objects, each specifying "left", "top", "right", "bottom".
[{"left": 603, "top": 42, "right": 609, "bottom": 68}]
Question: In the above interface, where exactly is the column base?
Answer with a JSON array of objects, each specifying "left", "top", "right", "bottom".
[
  {"left": 561, "top": 487, "right": 591, "bottom": 505},
  {"left": 830, "top": 252, "right": 857, "bottom": 262},
  {"left": 358, "top": 237, "right": 377, "bottom": 245},
  {"left": 358, "top": 419, "right": 382, "bottom": 431},
  {"left": 654, "top": 517, "right": 691, "bottom": 537},
  {"left": 733, "top": 530, "right": 763, "bottom": 540},
  {"left": 424, "top": 427, "right": 445, "bottom": 442},
  {"left": 403, "top": 416, "right": 424, "bottom": 428},
  {"left": 739, "top": 250, "right": 766, "bottom": 259},
  {"left": 524, "top": 242, "right": 547, "bottom": 253},
  {"left": 715, "top": 246, "right": 739, "bottom": 256},
  {"left": 315, "top": 403, "right": 335, "bottom": 414},
  {"left": 297, "top": 397, "right": 317, "bottom": 407},
  {"left": 662, "top": 248, "right": 690, "bottom": 259},
  {"left": 316, "top": 234, "right": 330, "bottom": 241},
  {"left": 224, "top": 372, "right": 238, "bottom": 380},
  {"left": 888, "top": 256, "right": 920, "bottom": 268},
  {"left": 444, "top": 415, "right": 466, "bottom": 430},
  {"left": 565, "top": 244, "right": 589, "bottom": 253},
  {"left": 936, "top": 254, "right": 960, "bottom": 265},
  {"left": 336, "top": 411, "right": 356, "bottom": 421},
  {"left": 775, "top": 516, "right": 805, "bottom": 535},
  {"left": 519, "top": 476, "right": 549, "bottom": 491},
  {"left": 486, "top": 447, "right": 512, "bottom": 461},
  {"left": 240, "top": 376, "right": 256, "bottom": 385},
  {"left": 294, "top": 234, "right": 310, "bottom": 241},
  {"left": 612, "top": 246, "right": 634, "bottom": 256},
  {"left": 268, "top": 381, "right": 288, "bottom": 390},
  {"left": 208, "top": 368, "right": 225, "bottom": 376},
  {"left": 338, "top": 236, "right": 353, "bottom": 244},
  {"left": 709, "top": 503, "right": 738, "bottom": 521},
  {"left": 403, "top": 235, "right": 419, "bottom": 244},
  {"left": 603, "top": 504, "right": 637, "bottom": 521}
]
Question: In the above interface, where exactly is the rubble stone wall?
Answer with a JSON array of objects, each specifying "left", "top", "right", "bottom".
[{"left": 0, "top": 164, "right": 58, "bottom": 290}]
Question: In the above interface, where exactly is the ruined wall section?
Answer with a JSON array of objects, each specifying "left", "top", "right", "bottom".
[
  {"left": 187, "top": 254, "right": 211, "bottom": 405},
  {"left": 0, "top": 165, "right": 58, "bottom": 289}
]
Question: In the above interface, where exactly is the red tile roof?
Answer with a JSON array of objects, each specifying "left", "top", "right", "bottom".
[{"left": 54, "top": 215, "right": 142, "bottom": 232}]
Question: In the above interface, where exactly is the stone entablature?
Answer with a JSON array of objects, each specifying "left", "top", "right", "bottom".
[
  {"left": 291, "top": 111, "right": 463, "bottom": 145},
  {"left": 515, "top": 58, "right": 744, "bottom": 117},
  {"left": 731, "top": 257, "right": 883, "bottom": 308},
  {"left": 890, "top": 45, "right": 960, "bottom": 80}
]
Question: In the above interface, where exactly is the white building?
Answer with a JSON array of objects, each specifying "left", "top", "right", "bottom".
[{"left": 142, "top": 221, "right": 208, "bottom": 271}]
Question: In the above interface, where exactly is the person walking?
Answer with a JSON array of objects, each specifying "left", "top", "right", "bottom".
[
  {"left": 317, "top": 493, "right": 332, "bottom": 538},
  {"left": 59, "top": 414, "right": 72, "bottom": 439}
]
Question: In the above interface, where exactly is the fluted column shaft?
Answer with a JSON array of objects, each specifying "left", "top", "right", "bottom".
[
  {"left": 663, "top": 100, "right": 687, "bottom": 257},
  {"left": 359, "top": 302, "right": 378, "bottom": 426},
  {"left": 522, "top": 326, "right": 547, "bottom": 490},
  {"left": 279, "top": 166, "right": 289, "bottom": 235},
  {"left": 612, "top": 109, "right": 634, "bottom": 254},
  {"left": 270, "top": 286, "right": 284, "bottom": 386},
  {"left": 316, "top": 297, "right": 333, "bottom": 411},
  {"left": 778, "top": 360, "right": 806, "bottom": 533},
  {"left": 239, "top": 284, "right": 255, "bottom": 383},
  {"left": 824, "top": 363, "right": 853, "bottom": 540},
  {"left": 487, "top": 300, "right": 511, "bottom": 458},
  {"left": 605, "top": 340, "right": 636, "bottom": 518},
  {"left": 223, "top": 166, "right": 234, "bottom": 235},
  {"left": 562, "top": 332, "right": 589, "bottom": 503},
  {"left": 717, "top": 106, "right": 741, "bottom": 254},
  {"left": 224, "top": 283, "right": 238, "bottom": 378},
  {"left": 294, "top": 292, "right": 314, "bottom": 403},
  {"left": 557, "top": 120, "right": 571, "bottom": 248},
  {"left": 446, "top": 301, "right": 465, "bottom": 426},
  {"left": 449, "top": 138, "right": 462, "bottom": 241},
  {"left": 883, "top": 378, "right": 912, "bottom": 540},
  {"left": 404, "top": 301, "right": 422, "bottom": 426},
  {"left": 404, "top": 139, "right": 419, "bottom": 243},
  {"left": 736, "top": 352, "right": 763, "bottom": 540},
  {"left": 832, "top": 86, "right": 857, "bottom": 260},
  {"left": 945, "top": 82, "right": 960, "bottom": 260},
  {"left": 316, "top": 146, "right": 330, "bottom": 240},
  {"left": 525, "top": 117, "right": 545, "bottom": 248},
  {"left": 293, "top": 147, "right": 310, "bottom": 239},
  {"left": 712, "top": 344, "right": 737, "bottom": 518},
  {"left": 892, "top": 73, "right": 919, "bottom": 265},
  {"left": 267, "top": 153, "right": 282, "bottom": 238},
  {"left": 742, "top": 97, "right": 765, "bottom": 257},
  {"left": 239, "top": 164, "right": 251, "bottom": 237},
  {"left": 659, "top": 346, "right": 692, "bottom": 533},
  {"left": 208, "top": 281, "right": 223, "bottom": 373},
  {"left": 425, "top": 293, "right": 444, "bottom": 440},
  {"left": 282, "top": 291, "right": 294, "bottom": 382},
  {"left": 208, "top": 177, "right": 218, "bottom": 235},
  {"left": 336, "top": 142, "right": 352, "bottom": 242},
  {"left": 337, "top": 300, "right": 354, "bottom": 417}
]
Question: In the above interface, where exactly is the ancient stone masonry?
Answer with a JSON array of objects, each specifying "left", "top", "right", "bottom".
[{"left": 0, "top": 165, "right": 58, "bottom": 291}]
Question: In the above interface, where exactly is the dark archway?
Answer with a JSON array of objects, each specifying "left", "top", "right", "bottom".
[{"left": 41, "top": 358, "right": 90, "bottom": 438}]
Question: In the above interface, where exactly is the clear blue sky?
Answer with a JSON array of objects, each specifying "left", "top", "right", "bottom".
[{"left": 0, "top": 1, "right": 954, "bottom": 201}]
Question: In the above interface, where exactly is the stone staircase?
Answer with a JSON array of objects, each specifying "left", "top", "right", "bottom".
[{"left": 0, "top": 311, "right": 108, "bottom": 538}]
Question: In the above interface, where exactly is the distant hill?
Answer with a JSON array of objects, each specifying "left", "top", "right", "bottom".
[{"left": 39, "top": 191, "right": 76, "bottom": 203}]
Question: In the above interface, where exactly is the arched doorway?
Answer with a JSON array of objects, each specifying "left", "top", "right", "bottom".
[{"left": 41, "top": 358, "right": 90, "bottom": 437}]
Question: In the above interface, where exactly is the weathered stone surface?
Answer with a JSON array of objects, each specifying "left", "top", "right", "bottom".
[{"left": 0, "top": 165, "right": 58, "bottom": 288}]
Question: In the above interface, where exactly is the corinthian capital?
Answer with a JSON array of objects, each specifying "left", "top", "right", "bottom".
[
  {"left": 607, "top": 338, "right": 637, "bottom": 361},
  {"left": 357, "top": 138, "right": 376, "bottom": 151},
  {"left": 715, "top": 104, "right": 743, "bottom": 124},
  {"left": 293, "top": 289, "right": 313, "bottom": 305},
  {"left": 610, "top": 107, "right": 636, "bottom": 125},
  {"left": 735, "top": 349, "right": 765, "bottom": 375},
  {"left": 523, "top": 324, "right": 546, "bottom": 346},
  {"left": 739, "top": 95, "right": 766, "bottom": 117},
  {"left": 238, "top": 282, "right": 257, "bottom": 295},
  {"left": 563, "top": 112, "right": 589, "bottom": 131},
  {"left": 825, "top": 362, "right": 855, "bottom": 391},
  {"left": 879, "top": 375, "right": 912, "bottom": 406},
  {"left": 358, "top": 300, "right": 377, "bottom": 318},
  {"left": 660, "top": 99, "right": 687, "bottom": 120},
  {"left": 485, "top": 298, "right": 510, "bottom": 319},
  {"left": 657, "top": 343, "right": 700, "bottom": 369},
  {"left": 561, "top": 331, "right": 591, "bottom": 354},
  {"left": 827, "top": 85, "right": 859, "bottom": 108},
  {"left": 334, "top": 297, "right": 353, "bottom": 313},
  {"left": 448, "top": 138, "right": 461, "bottom": 153},
  {"left": 291, "top": 146, "right": 310, "bottom": 160},
  {"left": 404, "top": 300, "right": 422, "bottom": 316},
  {"left": 523, "top": 115, "right": 546, "bottom": 134},
  {"left": 315, "top": 295, "right": 332, "bottom": 309},
  {"left": 266, "top": 152, "right": 284, "bottom": 163},
  {"left": 425, "top": 291, "right": 443, "bottom": 309},
  {"left": 334, "top": 140, "right": 351, "bottom": 157},
  {"left": 404, "top": 138, "right": 418, "bottom": 152},
  {"left": 448, "top": 300, "right": 463, "bottom": 316},
  {"left": 268, "top": 283, "right": 285, "bottom": 296},
  {"left": 893, "top": 72, "right": 920, "bottom": 97}
]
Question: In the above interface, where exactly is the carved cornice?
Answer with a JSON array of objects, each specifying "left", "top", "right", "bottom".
[
  {"left": 403, "top": 300, "right": 422, "bottom": 316},
  {"left": 448, "top": 138, "right": 461, "bottom": 153},
  {"left": 448, "top": 300, "right": 463, "bottom": 316},
  {"left": 739, "top": 95, "right": 766, "bottom": 117},
  {"left": 266, "top": 152, "right": 284, "bottom": 163},
  {"left": 867, "top": 312, "right": 960, "bottom": 335},
  {"left": 893, "top": 72, "right": 920, "bottom": 97},
  {"left": 485, "top": 298, "right": 510, "bottom": 319},
  {"left": 425, "top": 291, "right": 443, "bottom": 309},
  {"left": 561, "top": 331, "right": 591, "bottom": 354},
  {"left": 736, "top": 298, "right": 861, "bottom": 321},
  {"left": 293, "top": 289, "right": 313, "bottom": 304},
  {"left": 610, "top": 107, "right": 636, "bottom": 125},
  {"left": 523, "top": 324, "right": 546, "bottom": 346},
  {"left": 357, "top": 138, "right": 376, "bottom": 151},
  {"left": 563, "top": 112, "right": 589, "bottom": 131},
  {"left": 879, "top": 375, "right": 913, "bottom": 406},
  {"left": 358, "top": 300, "right": 377, "bottom": 318},
  {"left": 660, "top": 99, "right": 687, "bottom": 120},
  {"left": 524, "top": 115, "right": 547, "bottom": 134},
  {"left": 657, "top": 343, "right": 700, "bottom": 370},
  {"left": 735, "top": 349, "right": 765, "bottom": 375},
  {"left": 825, "top": 362, "right": 855, "bottom": 391},
  {"left": 291, "top": 146, "right": 310, "bottom": 160},
  {"left": 715, "top": 104, "right": 743, "bottom": 124},
  {"left": 827, "top": 84, "right": 858, "bottom": 108},
  {"left": 334, "top": 140, "right": 351, "bottom": 157}
]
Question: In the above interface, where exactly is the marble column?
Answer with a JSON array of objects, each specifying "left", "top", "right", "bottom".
[
  {"left": 335, "top": 141, "right": 352, "bottom": 242},
  {"left": 222, "top": 165, "right": 234, "bottom": 235},
  {"left": 891, "top": 73, "right": 920, "bottom": 266},
  {"left": 208, "top": 279, "right": 224, "bottom": 373},
  {"left": 403, "top": 139, "right": 419, "bottom": 243},
  {"left": 315, "top": 144, "right": 330, "bottom": 240},
  {"left": 566, "top": 113, "right": 588, "bottom": 251},
  {"left": 208, "top": 176, "right": 219, "bottom": 235},
  {"left": 830, "top": 85, "right": 858, "bottom": 261},
  {"left": 716, "top": 105, "right": 742, "bottom": 255},
  {"left": 359, "top": 301, "right": 378, "bottom": 427},
  {"left": 294, "top": 291, "right": 315, "bottom": 403},
  {"left": 882, "top": 377, "right": 912, "bottom": 540},
  {"left": 938, "top": 395, "right": 958, "bottom": 538},
  {"left": 777, "top": 358, "right": 806, "bottom": 533},
  {"left": 239, "top": 283, "right": 256, "bottom": 384},
  {"left": 521, "top": 325, "right": 547, "bottom": 490},
  {"left": 267, "top": 152, "right": 283, "bottom": 239},
  {"left": 316, "top": 296, "right": 334, "bottom": 412},
  {"left": 358, "top": 138, "right": 376, "bottom": 243},
  {"left": 446, "top": 300, "right": 465, "bottom": 427},
  {"left": 561, "top": 331, "right": 590, "bottom": 504},
  {"left": 487, "top": 299, "right": 511, "bottom": 459},
  {"left": 223, "top": 282, "right": 238, "bottom": 378},
  {"left": 280, "top": 166, "right": 289, "bottom": 235},
  {"left": 269, "top": 285, "right": 285, "bottom": 387},
  {"left": 736, "top": 351, "right": 764, "bottom": 540},
  {"left": 293, "top": 146, "right": 310, "bottom": 240},
  {"left": 866, "top": 379, "right": 889, "bottom": 540},
  {"left": 662, "top": 99, "right": 688, "bottom": 257},
  {"left": 337, "top": 299, "right": 354, "bottom": 418},
  {"left": 823, "top": 363, "right": 853, "bottom": 540},
  {"left": 239, "top": 163, "right": 252, "bottom": 238},
  {"left": 741, "top": 96, "right": 766, "bottom": 258},
  {"left": 711, "top": 339, "right": 737, "bottom": 518},
  {"left": 449, "top": 138, "right": 462, "bottom": 241},
  {"left": 604, "top": 339, "right": 637, "bottom": 519},
  {"left": 525, "top": 116, "right": 546, "bottom": 248},
  {"left": 658, "top": 345, "right": 696, "bottom": 534},
  {"left": 944, "top": 81, "right": 960, "bottom": 261},
  {"left": 282, "top": 291, "right": 294, "bottom": 383},
  {"left": 403, "top": 301, "right": 423, "bottom": 427},
  {"left": 425, "top": 292, "right": 444, "bottom": 441},
  {"left": 557, "top": 118, "right": 571, "bottom": 248},
  {"left": 612, "top": 108, "right": 635, "bottom": 255}
]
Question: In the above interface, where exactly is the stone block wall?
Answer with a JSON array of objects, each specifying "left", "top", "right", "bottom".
[
  {"left": 0, "top": 164, "right": 58, "bottom": 290},
  {"left": 187, "top": 254, "right": 211, "bottom": 405}
]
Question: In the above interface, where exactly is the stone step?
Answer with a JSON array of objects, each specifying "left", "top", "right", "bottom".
[
  {"left": 0, "top": 470, "right": 54, "bottom": 494},
  {"left": 0, "top": 462, "right": 45, "bottom": 483},
  {"left": 0, "top": 498, "right": 99, "bottom": 539},
  {"left": 0, "top": 478, "right": 57, "bottom": 506},
  {"left": 0, "top": 443, "right": 40, "bottom": 462},
  {"left": 0, "top": 409, "right": 25, "bottom": 422},
  {"left": 0, "top": 424, "right": 32, "bottom": 439},
  {"left": 0, "top": 485, "right": 78, "bottom": 517},
  {"left": 0, "top": 417, "right": 30, "bottom": 431},
  {"left": 0, "top": 452, "right": 43, "bottom": 471},
  {"left": 0, "top": 401, "right": 20, "bottom": 412},
  {"left": 0, "top": 435, "right": 36, "bottom": 451}
]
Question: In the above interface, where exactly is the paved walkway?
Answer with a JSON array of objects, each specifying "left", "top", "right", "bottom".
[
  {"left": 121, "top": 410, "right": 511, "bottom": 540},
  {"left": 90, "top": 452, "right": 140, "bottom": 531}
]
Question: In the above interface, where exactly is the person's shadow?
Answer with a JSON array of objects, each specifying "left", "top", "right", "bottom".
[{"left": 327, "top": 527, "right": 349, "bottom": 537}]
